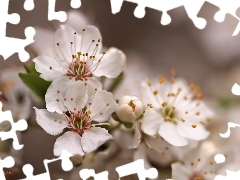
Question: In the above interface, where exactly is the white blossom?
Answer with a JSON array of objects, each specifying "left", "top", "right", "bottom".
[
  {"left": 33, "top": 25, "right": 125, "bottom": 113},
  {"left": 140, "top": 76, "right": 213, "bottom": 146},
  {"left": 171, "top": 147, "right": 234, "bottom": 180},
  {"left": 34, "top": 81, "right": 117, "bottom": 156}
]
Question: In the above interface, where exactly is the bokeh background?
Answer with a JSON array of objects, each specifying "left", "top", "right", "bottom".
[{"left": 1, "top": 0, "right": 240, "bottom": 179}]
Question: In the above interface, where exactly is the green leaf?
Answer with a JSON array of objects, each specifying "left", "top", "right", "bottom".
[
  {"left": 107, "top": 72, "right": 124, "bottom": 92},
  {"left": 19, "top": 73, "right": 51, "bottom": 101},
  {"left": 23, "top": 62, "right": 39, "bottom": 74}
]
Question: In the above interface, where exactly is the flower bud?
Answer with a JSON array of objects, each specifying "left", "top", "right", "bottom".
[{"left": 116, "top": 96, "right": 144, "bottom": 122}]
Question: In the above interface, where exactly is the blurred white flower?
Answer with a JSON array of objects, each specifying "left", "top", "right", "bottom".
[
  {"left": 0, "top": 67, "right": 31, "bottom": 120},
  {"left": 140, "top": 75, "right": 213, "bottom": 146},
  {"left": 171, "top": 147, "right": 233, "bottom": 180},
  {"left": 134, "top": 135, "right": 198, "bottom": 167},
  {"left": 116, "top": 95, "right": 144, "bottom": 123},
  {"left": 34, "top": 81, "right": 117, "bottom": 156}
]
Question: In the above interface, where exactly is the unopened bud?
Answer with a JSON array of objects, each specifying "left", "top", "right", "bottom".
[{"left": 116, "top": 96, "right": 144, "bottom": 122}]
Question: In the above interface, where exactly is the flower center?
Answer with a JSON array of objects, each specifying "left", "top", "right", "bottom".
[
  {"left": 67, "top": 109, "right": 92, "bottom": 135},
  {"left": 189, "top": 172, "right": 205, "bottom": 180},
  {"left": 161, "top": 106, "right": 177, "bottom": 123},
  {"left": 56, "top": 30, "right": 106, "bottom": 81}
]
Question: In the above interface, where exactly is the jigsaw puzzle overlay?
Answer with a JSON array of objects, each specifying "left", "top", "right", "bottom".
[
  {"left": 1, "top": 0, "right": 240, "bottom": 62},
  {"left": 1, "top": 0, "right": 240, "bottom": 179}
]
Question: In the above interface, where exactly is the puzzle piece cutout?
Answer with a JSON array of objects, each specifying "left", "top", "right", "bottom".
[
  {"left": 80, "top": 169, "right": 109, "bottom": 180},
  {"left": 0, "top": 0, "right": 83, "bottom": 61},
  {"left": 48, "top": 0, "right": 82, "bottom": 22},
  {"left": 78, "top": 159, "right": 158, "bottom": 180},
  {"left": 20, "top": 150, "right": 73, "bottom": 180},
  {"left": 0, "top": 101, "right": 28, "bottom": 150},
  {"left": 0, "top": 156, "right": 14, "bottom": 180},
  {"left": 232, "top": 83, "right": 240, "bottom": 95},
  {"left": 109, "top": 0, "right": 240, "bottom": 35},
  {"left": 0, "top": 0, "right": 35, "bottom": 62},
  {"left": 116, "top": 159, "right": 158, "bottom": 180},
  {"left": 24, "top": 0, "right": 35, "bottom": 11}
]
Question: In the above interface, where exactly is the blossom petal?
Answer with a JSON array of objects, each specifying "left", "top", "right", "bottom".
[
  {"left": 34, "top": 108, "right": 68, "bottom": 135},
  {"left": 46, "top": 77, "right": 72, "bottom": 114},
  {"left": 158, "top": 122, "right": 188, "bottom": 146},
  {"left": 81, "top": 127, "right": 112, "bottom": 153},
  {"left": 78, "top": 25, "right": 102, "bottom": 55},
  {"left": 54, "top": 25, "right": 81, "bottom": 62},
  {"left": 31, "top": 27, "right": 54, "bottom": 56},
  {"left": 65, "top": 10, "right": 90, "bottom": 32},
  {"left": 64, "top": 81, "right": 88, "bottom": 112},
  {"left": 177, "top": 123, "right": 209, "bottom": 141},
  {"left": 54, "top": 131, "right": 84, "bottom": 156},
  {"left": 141, "top": 108, "right": 162, "bottom": 136},
  {"left": 171, "top": 163, "right": 192, "bottom": 180},
  {"left": 33, "top": 55, "right": 67, "bottom": 81},
  {"left": 85, "top": 77, "right": 102, "bottom": 99},
  {"left": 140, "top": 80, "right": 161, "bottom": 109},
  {"left": 92, "top": 47, "right": 124, "bottom": 78},
  {"left": 89, "top": 90, "right": 117, "bottom": 122}
]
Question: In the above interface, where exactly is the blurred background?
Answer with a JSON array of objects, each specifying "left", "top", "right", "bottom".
[{"left": 1, "top": 0, "right": 240, "bottom": 179}]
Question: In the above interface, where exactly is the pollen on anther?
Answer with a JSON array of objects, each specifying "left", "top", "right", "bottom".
[
  {"left": 192, "top": 124, "right": 197, "bottom": 128},
  {"left": 49, "top": 66, "right": 53, "bottom": 70},
  {"left": 56, "top": 43, "right": 59, "bottom": 46},
  {"left": 71, "top": 98, "right": 73, "bottom": 101},
  {"left": 153, "top": 90, "right": 158, "bottom": 95},
  {"left": 166, "top": 116, "right": 171, "bottom": 121},
  {"left": 70, "top": 42, "right": 73, "bottom": 44},
  {"left": 82, "top": 29, "right": 85, "bottom": 31},
  {"left": 147, "top": 81, "right": 152, "bottom": 87},
  {"left": 161, "top": 152, "right": 165, "bottom": 155},
  {"left": 162, "top": 102, "right": 167, "bottom": 107},
  {"left": 74, "top": 32, "right": 77, "bottom": 34},
  {"left": 199, "top": 121, "right": 205, "bottom": 125},
  {"left": 64, "top": 98, "right": 66, "bottom": 101},
  {"left": 185, "top": 111, "right": 189, "bottom": 114},
  {"left": 206, "top": 117, "right": 211, "bottom": 122},
  {"left": 198, "top": 158, "right": 201, "bottom": 162},
  {"left": 147, "top": 103, "right": 153, "bottom": 108},
  {"left": 159, "top": 76, "right": 166, "bottom": 84},
  {"left": 181, "top": 118, "right": 185, "bottom": 122},
  {"left": 195, "top": 112, "right": 200, "bottom": 116},
  {"left": 57, "top": 90, "right": 60, "bottom": 93},
  {"left": 191, "top": 162, "right": 194, "bottom": 166},
  {"left": 98, "top": 39, "right": 101, "bottom": 42},
  {"left": 56, "top": 99, "right": 59, "bottom": 102}
]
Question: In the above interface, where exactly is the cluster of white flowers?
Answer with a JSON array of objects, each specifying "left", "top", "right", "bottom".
[
  {"left": 33, "top": 22, "right": 126, "bottom": 156},
  {"left": 2, "top": 10, "right": 238, "bottom": 180}
]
